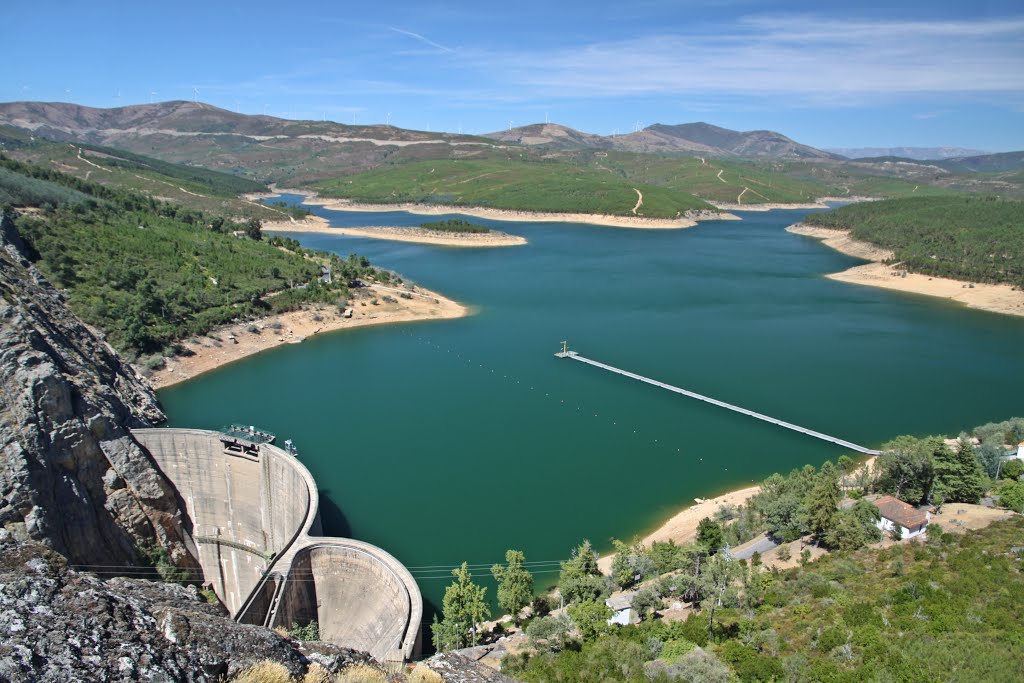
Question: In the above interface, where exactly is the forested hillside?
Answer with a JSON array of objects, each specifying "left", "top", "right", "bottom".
[
  {"left": 805, "top": 196, "right": 1024, "bottom": 286},
  {"left": 315, "top": 159, "right": 717, "bottom": 218},
  {"left": 0, "top": 155, "right": 379, "bottom": 357}
]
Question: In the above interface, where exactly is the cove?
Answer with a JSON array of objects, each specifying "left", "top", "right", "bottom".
[{"left": 159, "top": 198, "right": 1024, "bottom": 624}]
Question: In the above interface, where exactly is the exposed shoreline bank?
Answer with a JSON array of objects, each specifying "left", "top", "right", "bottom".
[
  {"left": 264, "top": 216, "right": 527, "bottom": 247},
  {"left": 597, "top": 485, "right": 762, "bottom": 574},
  {"left": 267, "top": 189, "right": 740, "bottom": 229},
  {"left": 709, "top": 196, "right": 878, "bottom": 211},
  {"left": 787, "top": 224, "right": 1024, "bottom": 318},
  {"left": 146, "top": 283, "right": 470, "bottom": 390}
]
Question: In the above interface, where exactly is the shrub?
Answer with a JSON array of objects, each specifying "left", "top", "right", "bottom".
[
  {"left": 660, "top": 638, "right": 696, "bottom": 661},
  {"left": 140, "top": 353, "right": 166, "bottom": 370},
  {"left": 287, "top": 620, "right": 319, "bottom": 641},
  {"left": 1002, "top": 459, "right": 1024, "bottom": 480},
  {"left": 718, "top": 640, "right": 785, "bottom": 682}
]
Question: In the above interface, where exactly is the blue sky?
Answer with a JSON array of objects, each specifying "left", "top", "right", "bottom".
[{"left": 3, "top": 0, "right": 1022, "bottom": 150}]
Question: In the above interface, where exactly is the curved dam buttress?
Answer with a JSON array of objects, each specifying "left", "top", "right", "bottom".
[{"left": 132, "top": 428, "right": 422, "bottom": 662}]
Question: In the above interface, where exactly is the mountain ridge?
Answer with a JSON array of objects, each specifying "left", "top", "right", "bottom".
[
  {"left": 486, "top": 120, "right": 842, "bottom": 159},
  {"left": 828, "top": 146, "right": 990, "bottom": 160}
]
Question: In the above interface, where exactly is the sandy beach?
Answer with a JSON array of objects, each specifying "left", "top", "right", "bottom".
[
  {"left": 291, "top": 194, "right": 738, "bottom": 229},
  {"left": 264, "top": 217, "right": 527, "bottom": 247},
  {"left": 787, "top": 224, "right": 1024, "bottom": 318},
  {"left": 597, "top": 486, "right": 762, "bottom": 574},
  {"left": 145, "top": 283, "right": 469, "bottom": 389}
]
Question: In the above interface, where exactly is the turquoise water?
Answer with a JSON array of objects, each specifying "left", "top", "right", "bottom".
[{"left": 160, "top": 199, "right": 1024, "bottom": 628}]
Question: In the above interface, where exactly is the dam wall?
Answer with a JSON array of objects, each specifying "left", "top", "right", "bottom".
[{"left": 132, "top": 428, "right": 421, "bottom": 661}]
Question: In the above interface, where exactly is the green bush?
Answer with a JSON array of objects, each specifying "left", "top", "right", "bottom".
[{"left": 287, "top": 620, "right": 320, "bottom": 641}]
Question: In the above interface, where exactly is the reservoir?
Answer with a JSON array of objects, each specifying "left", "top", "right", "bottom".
[{"left": 159, "top": 199, "right": 1024, "bottom": 624}]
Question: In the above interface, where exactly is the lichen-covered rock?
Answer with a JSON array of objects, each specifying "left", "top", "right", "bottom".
[
  {"left": 424, "top": 653, "right": 521, "bottom": 683},
  {"left": 0, "top": 536, "right": 369, "bottom": 682},
  {"left": 0, "top": 213, "right": 192, "bottom": 569}
]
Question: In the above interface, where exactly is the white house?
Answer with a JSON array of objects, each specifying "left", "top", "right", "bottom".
[
  {"left": 1015, "top": 442, "right": 1024, "bottom": 461},
  {"left": 872, "top": 495, "right": 930, "bottom": 540},
  {"left": 605, "top": 592, "right": 637, "bottom": 626}
]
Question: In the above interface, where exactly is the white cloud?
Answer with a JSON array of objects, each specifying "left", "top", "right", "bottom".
[
  {"left": 388, "top": 27, "right": 454, "bottom": 54},
  {"left": 480, "top": 15, "right": 1024, "bottom": 102}
]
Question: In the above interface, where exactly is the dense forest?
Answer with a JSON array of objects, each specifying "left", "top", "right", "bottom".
[
  {"left": 419, "top": 219, "right": 490, "bottom": 233},
  {"left": 0, "top": 154, "right": 384, "bottom": 357},
  {"left": 805, "top": 196, "right": 1024, "bottom": 287}
]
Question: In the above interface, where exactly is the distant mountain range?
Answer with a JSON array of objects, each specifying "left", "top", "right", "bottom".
[
  {"left": 1, "top": 101, "right": 1020, "bottom": 197},
  {"left": 0, "top": 100, "right": 479, "bottom": 146},
  {"left": 827, "top": 146, "right": 990, "bottom": 160},
  {"left": 485, "top": 122, "right": 842, "bottom": 159}
]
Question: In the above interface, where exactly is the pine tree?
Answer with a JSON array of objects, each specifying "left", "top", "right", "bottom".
[
  {"left": 697, "top": 518, "right": 724, "bottom": 554},
  {"left": 934, "top": 438, "right": 985, "bottom": 503},
  {"left": 806, "top": 469, "right": 841, "bottom": 544},
  {"left": 433, "top": 562, "right": 490, "bottom": 650},
  {"left": 558, "top": 540, "right": 606, "bottom": 604},
  {"left": 491, "top": 549, "right": 534, "bottom": 624}
]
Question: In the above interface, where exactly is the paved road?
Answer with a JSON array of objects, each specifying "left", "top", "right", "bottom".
[{"left": 732, "top": 535, "right": 778, "bottom": 561}]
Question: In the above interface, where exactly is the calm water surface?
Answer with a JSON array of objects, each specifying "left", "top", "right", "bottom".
[{"left": 160, "top": 198, "right": 1024, "bottom": 622}]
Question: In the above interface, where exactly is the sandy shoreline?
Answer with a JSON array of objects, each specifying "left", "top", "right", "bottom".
[
  {"left": 264, "top": 216, "right": 527, "bottom": 247},
  {"left": 787, "top": 224, "right": 1024, "bottom": 318},
  {"left": 597, "top": 486, "right": 762, "bottom": 573},
  {"left": 276, "top": 191, "right": 739, "bottom": 229},
  {"left": 145, "top": 283, "right": 469, "bottom": 389}
]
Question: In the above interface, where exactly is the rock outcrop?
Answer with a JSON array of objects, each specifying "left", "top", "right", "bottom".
[
  {"left": 0, "top": 212, "right": 193, "bottom": 569},
  {"left": 0, "top": 536, "right": 372, "bottom": 682}
]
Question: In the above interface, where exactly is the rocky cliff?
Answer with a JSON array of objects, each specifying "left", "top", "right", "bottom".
[
  {"left": 0, "top": 536, "right": 373, "bottom": 681},
  {"left": 0, "top": 211, "right": 193, "bottom": 569}
]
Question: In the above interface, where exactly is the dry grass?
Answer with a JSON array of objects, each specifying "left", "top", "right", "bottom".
[
  {"left": 231, "top": 660, "right": 293, "bottom": 683},
  {"left": 333, "top": 664, "right": 388, "bottom": 683},
  {"left": 406, "top": 664, "right": 443, "bottom": 683},
  {"left": 302, "top": 664, "right": 331, "bottom": 683}
]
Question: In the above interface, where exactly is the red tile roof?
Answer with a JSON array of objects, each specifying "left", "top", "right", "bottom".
[{"left": 873, "top": 495, "right": 928, "bottom": 529}]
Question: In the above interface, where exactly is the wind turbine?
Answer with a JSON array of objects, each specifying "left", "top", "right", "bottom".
[
  {"left": 150, "top": 91, "right": 158, "bottom": 104},
  {"left": 508, "top": 119, "right": 514, "bottom": 131},
  {"left": 192, "top": 86, "right": 199, "bottom": 103},
  {"left": 263, "top": 103, "right": 269, "bottom": 116},
  {"left": 386, "top": 112, "right": 391, "bottom": 126}
]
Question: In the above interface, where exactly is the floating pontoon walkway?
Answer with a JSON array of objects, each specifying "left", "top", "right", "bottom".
[{"left": 556, "top": 347, "right": 880, "bottom": 455}]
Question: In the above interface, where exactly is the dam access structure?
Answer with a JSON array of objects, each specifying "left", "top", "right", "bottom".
[
  {"left": 132, "top": 428, "right": 422, "bottom": 662},
  {"left": 556, "top": 343, "right": 881, "bottom": 455}
]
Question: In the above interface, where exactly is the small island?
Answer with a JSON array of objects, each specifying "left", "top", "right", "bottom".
[{"left": 267, "top": 215, "right": 528, "bottom": 247}]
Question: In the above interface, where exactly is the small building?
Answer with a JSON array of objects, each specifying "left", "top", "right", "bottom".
[
  {"left": 606, "top": 592, "right": 638, "bottom": 626},
  {"left": 1015, "top": 442, "right": 1024, "bottom": 461},
  {"left": 320, "top": 266, "right": 332, "bottom": 284},
  {"left": 872, "top": 495, "right": 929, "bottom": 539}
]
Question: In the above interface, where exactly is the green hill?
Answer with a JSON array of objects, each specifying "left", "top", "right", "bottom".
[
  {"left": 315, "top": 158, "right": 718, "bottom": 218},
  {"left": 1, "top": 155, "right": 378, "bottom": 356},
  {"left": 805, "top": 196, "right": 1024, "bottom": 286}
]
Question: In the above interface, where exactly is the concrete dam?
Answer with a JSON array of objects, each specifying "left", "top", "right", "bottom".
[{"left": 132, "top": 428, "right": 422, "bottom": 662}]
